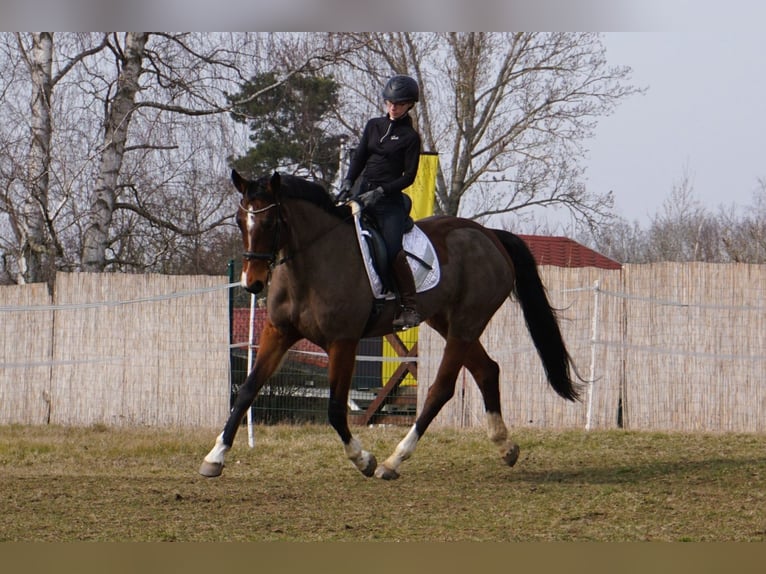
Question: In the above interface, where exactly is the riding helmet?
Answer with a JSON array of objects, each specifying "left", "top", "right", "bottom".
[{"left": 381, "top": 75, "right": 419, "bottom": 103}]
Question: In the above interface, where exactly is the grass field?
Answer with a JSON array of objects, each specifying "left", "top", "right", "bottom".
[{"left": 1, "top": 423, "right": 764, "bottom": 542}]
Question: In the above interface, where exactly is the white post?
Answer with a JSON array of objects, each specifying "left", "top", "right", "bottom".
[
  {"left": 246, "top": 293, "right": 256, "bottom": 448},
  {"left": 585, "top": 279, "right": 600, "bottom": 431}
]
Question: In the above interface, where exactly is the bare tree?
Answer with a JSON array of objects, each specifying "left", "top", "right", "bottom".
[
  {"left": 18, "top": 33, "right": 54, "bottom": 284},
  {"left": 0, "top": 34, "right": 32, "bottom": 284},
  {"left": 81, "top": 33, "right": 150, "bottom": 271},
  {"left": 582, "top": 169, "right": 766, "bottom": 264},
  {"left": 80, "top": 32, "right": 366, "bottom": 273},
  {"left": 646, "top": 170, "right": 723, "bottom": 262},
  {"left": 0, "top": 33, "right": 110, "bottom": 284},
  {"left": 719, "top": 177, "right": 766, "bottom": 263},
  {"left": 584, "top": 218, "right": 650, "bottom": 264},
  {"left": 0, "top": 32, "right": 363, "bottom": 281},
  {"left": 3, "top": 32, "right": 642, "bottom": 279},
  {"left": 334, "top": 32, "right": 641, "bottom": 228}
]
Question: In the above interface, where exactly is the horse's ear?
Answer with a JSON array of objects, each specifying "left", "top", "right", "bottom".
[
  {"left": 231, "top": 169, "right": 246, "bottom": 195},
  {"left": 270, "top": 171, "right": 281, "bottom": 193}
]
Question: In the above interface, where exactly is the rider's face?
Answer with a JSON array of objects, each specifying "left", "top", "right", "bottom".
[{"left": 386, "top": 100, "right": 412, "bottom": 120}]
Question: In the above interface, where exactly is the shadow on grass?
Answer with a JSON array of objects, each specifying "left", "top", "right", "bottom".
[{"left": 506, "top": 456, "right": 765, "bottom": 486}]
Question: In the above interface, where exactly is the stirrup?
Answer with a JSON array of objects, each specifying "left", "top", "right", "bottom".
[{"left": 393, "top": 307, "right": 421, "bottom": 331}]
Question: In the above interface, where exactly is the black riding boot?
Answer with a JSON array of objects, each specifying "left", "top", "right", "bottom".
[{"left": 391, "top": 251, "right": 421, "bottom": 331}]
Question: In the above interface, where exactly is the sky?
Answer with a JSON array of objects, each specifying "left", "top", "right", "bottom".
[{"left": 585, "top": 31, "right": 766, "bottom": 225}]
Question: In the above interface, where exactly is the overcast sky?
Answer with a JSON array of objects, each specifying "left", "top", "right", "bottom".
[
  {"left": 5, "top": 2, "right": 763, "bottom": 229},
  {"left": 585, "top": 31, "right": 766, "bottom": 225}
]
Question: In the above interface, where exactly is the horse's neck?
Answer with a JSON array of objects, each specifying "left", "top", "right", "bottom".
[{"left": 280, "top": 201, "right": 358, "bottom": 277}]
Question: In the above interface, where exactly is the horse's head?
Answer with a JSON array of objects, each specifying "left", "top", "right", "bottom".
[{"left": 232, "top": 169, "right": 283, "bottom": 294}]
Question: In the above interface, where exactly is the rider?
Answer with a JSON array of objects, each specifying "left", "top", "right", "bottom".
[{"left": 337, "top": 74, "right": 422, "bottom": 331}]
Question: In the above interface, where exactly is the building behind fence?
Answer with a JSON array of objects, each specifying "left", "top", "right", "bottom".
[{"left": 1, "top": 264, "right": 765, "bottom": 432}]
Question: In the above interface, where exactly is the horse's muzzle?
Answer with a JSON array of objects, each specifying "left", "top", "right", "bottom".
[{"left": 244, "top": 280, "right": 264, "bottom": 295}]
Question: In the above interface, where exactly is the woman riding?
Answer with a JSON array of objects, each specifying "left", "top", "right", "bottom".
[{"left": 337, "top": 74, "right": 422, "bottom": 331}]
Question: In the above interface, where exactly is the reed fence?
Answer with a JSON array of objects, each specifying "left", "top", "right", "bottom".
[
  {"left": 1, "top": 263, "right": 765, "bottom": 432},
  {"left": 0, "top": 273, "right": 230, "bottom": 427},
  {"left": 422, "top": 262, "right": 766, "bottom": 433}
]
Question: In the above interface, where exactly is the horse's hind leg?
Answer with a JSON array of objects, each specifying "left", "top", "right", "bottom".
[
  {"left": 463, "top": 341, "right": 520, "bottom": 467},
  {"left": 327, "top": 339, "right": 377, "bottom": 477},
  {"left": 199, "top": 320, "right": 297, "bottom": 477},
  {"left": 375, "top": 335, "right": 469, "bottom": 480}
]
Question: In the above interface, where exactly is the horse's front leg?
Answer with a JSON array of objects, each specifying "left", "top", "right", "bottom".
[
  {"left": 327, "top": 339, "right": 377, "bottom": 477},
  {"left": 199, "top": 320, "right": 297, "bottom": 477}
]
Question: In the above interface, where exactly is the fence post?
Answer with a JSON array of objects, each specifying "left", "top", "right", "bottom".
[
  {"left": 228, "top": 260, "right": 235, "bottom": 409},
  {"left": 246, "top": 292, "right": 257, "bottom": 448},
  {"left": 585, "top": 279, "right": 600, "bottom": 431}
]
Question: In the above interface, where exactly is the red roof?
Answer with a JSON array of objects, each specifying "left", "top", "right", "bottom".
[{"left": 518, "top": 235, "right": 621, "bottom": 270}]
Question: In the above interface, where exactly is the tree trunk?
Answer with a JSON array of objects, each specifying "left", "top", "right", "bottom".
[
  {"left": 18, "top": 32, "right": 53, "bottom": 284},
  {"left": 81, "top": 32, "right": 149, "bottom": 271}
]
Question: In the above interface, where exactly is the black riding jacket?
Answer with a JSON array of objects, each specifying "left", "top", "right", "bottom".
[{"left": 345, "top": 114, "right": 421, "bottom": 195}]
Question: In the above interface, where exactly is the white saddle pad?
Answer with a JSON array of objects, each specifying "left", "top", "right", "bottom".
[{"left": 350, "top": 202, "right": 440, "bottom": 300}]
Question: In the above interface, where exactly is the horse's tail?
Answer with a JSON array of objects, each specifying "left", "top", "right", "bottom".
[{"left": 492, "top": 229, "right": 582, "bottom": 402}]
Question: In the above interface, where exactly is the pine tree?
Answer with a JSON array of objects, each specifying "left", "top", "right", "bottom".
[{"left": 227, "top": 72, "right": 342, "bottom": 187}]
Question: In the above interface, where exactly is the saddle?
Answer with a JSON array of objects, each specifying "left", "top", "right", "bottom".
[
  {"left": 349, "top": 199, "right": 440, "bottom": 301},
  {"left": 360, "top": 212, "right": 414, "bottom": 293}
]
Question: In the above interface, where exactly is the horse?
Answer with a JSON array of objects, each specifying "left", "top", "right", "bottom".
[{"left": 199, "top": 170, "right": 581, "bottom": 480}]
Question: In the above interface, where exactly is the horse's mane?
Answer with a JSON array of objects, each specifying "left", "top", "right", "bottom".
[{"left": 277, "top": 174, "right": 351, "bottom": 220}]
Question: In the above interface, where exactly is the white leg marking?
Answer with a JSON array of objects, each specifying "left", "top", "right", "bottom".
[
  {"left": 378, "top": 424, "right": 419, "bottom": 475},
  {"left": 344, "top": 436, "right": 373, "bottom": 473},
  {"left": 486, "top": 411, "right": 519, "bottom": 465},
  {"left": 486, "top": 412, "right": 508, "bottom": 446},
  {"left": 203, "top": 432, "right": 229, "bottom": 465}
]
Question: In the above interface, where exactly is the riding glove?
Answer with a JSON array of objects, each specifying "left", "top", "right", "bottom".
[
  {"left": 336, "top": 179, "right": 354, "bottom": 202},
  {"left": 358, "top": 186, "right": 384, "bottom": 208}
]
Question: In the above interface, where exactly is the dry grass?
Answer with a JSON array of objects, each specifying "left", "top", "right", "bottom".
[{"left": 1, "top": 423, "right": 764, "bottom": 542}]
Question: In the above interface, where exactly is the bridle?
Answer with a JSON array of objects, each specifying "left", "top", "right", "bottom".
[
  {"left": 239, "top": 190, "right": 355, "bottom": 270},
  {"left": 239, "top": 196, "right": 284, "bottom": 268}
]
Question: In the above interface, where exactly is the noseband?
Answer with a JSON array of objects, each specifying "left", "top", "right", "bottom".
[{"left": 239, "top": 198, "right": 283, "bottom": 267}]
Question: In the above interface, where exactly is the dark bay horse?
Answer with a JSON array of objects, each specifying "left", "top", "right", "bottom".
[{"left": 200, "top": 170, "right": 581, "bottom": 480}]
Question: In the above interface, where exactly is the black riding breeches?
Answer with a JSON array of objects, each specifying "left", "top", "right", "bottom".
[{"left": 365, "top": 192, "right": 408, "bottom": 265}]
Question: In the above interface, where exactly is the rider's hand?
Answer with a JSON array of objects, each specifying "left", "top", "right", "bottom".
[
  {"left": 358, "top": 186, "right": 384, "bottom": 207},
  {"left": 336, "top": 179, "right": 354, "bottom": 203}
]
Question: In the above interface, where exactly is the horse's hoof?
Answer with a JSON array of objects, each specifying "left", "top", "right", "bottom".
[
  {"left": 199, "top": 461, "right": 224, "bottom": 477},
  {"left": 361, "top": 453, "right": 378, "bottom": 477},
  {"left": 374, "top": 465, "right": 400, "bottom": 480},
  {"left": 501, "top": 443, "right": 520, "bottom": 467}
]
